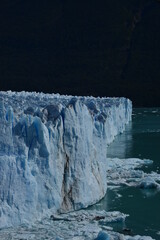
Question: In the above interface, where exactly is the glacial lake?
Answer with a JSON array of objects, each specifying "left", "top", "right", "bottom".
[{"left": 90, "top": 108, "right": 160, "bottom": 239}]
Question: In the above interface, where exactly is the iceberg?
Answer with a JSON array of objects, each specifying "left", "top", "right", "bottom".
[
  {"left": 138, "top": 176, "right": 160, "bottom": 189},
  {"left": 0, "top": 91, "right": 132, "bottom": 228}
]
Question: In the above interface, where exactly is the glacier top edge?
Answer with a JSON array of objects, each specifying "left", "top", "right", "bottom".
[{"left": 0, "top": 90, "right": 131, "bottom": 101}]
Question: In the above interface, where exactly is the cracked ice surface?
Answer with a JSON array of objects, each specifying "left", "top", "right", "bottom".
[{"left": 0, "top": 91, "right": 132, "bottom": 228}]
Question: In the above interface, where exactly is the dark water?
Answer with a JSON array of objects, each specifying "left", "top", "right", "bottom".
[
  {"left": 91, "top": 108, "right": 160, "bottom": 239},
  {"left": 1, "top": 1, "right": 160, "bottom": 107}
]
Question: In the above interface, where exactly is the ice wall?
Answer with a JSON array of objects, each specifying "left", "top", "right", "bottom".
[{"left": 0, "top": 91, "right": 132, "bottom": 228}]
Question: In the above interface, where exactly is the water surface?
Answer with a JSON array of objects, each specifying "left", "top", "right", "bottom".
[{"left": 91, "top": 108, "right": 160, "bottom": 239}]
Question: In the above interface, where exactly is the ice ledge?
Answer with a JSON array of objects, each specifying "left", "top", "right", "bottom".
[{"left": 0, "top": 91, "right": 132, "bottom": 228}]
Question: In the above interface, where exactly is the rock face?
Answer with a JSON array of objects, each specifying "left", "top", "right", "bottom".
[{"left": 0, "top": 91, "right": 132, "bottom": 228}]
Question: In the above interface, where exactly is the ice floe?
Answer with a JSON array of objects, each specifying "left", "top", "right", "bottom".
[{"left": 107, "top": 158, "right": 160, "bottom": 191}]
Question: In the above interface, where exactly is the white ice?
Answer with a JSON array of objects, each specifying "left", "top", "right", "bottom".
[
  {"left": 0, "top": 91, "right": 132, "bottom": 228},
  {"left": 0, "top": 209, "right": 154, "bottom": 240},
  {"left": 107, "top": 157, "right": 160, "bottom": 190}
]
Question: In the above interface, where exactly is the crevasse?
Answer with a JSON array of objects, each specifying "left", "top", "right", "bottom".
[{"left": 0, "top": 91, "right": 132, "bottom": 228}]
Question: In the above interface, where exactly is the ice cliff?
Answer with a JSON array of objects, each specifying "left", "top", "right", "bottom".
[{"left": 0, "top": 91, "right": 132, "bottom": 228}]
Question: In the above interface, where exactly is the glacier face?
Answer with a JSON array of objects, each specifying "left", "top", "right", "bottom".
[{"left": 0, "top": 91, "right": 132, "bottom": 228}]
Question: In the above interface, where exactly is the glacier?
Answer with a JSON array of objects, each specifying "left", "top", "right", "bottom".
[{"left": 0, "top": 91, "right": 132, "bottom": 228}]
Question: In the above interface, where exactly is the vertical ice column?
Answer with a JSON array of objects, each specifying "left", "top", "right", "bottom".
[{"left": 0, "top": 98, "right": 5, "bottom": 120}]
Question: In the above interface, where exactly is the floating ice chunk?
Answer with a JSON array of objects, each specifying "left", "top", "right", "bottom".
[
  {"left": 102, "top": 226, "right": 113, "bottom": 231},
  {"left": 152, "top": 111, "right": 158, "bottom": 113},
  {"left": 138, "top": 177, "right": 160, "bottom": 189},
  {"left": 94, "top": 231, "right": 110, "bottom": 240},
  {"left": 124, "top": 235, "right": 155, "bottom": 240}
]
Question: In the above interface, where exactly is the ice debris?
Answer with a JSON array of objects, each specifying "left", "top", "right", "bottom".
[
  {"left": 107, "top": 158, "right": 160, "bottom": 190},
  {"left": 0, "top": 209, "right": 155, "bottom": 240},
  {"left": 138, "top": 177, "right": 160, "bottom": 189}
]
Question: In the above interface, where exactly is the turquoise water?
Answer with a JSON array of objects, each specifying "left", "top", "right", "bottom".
[{"left": 91, "top": 108, "right": 160, "bottom": 239}]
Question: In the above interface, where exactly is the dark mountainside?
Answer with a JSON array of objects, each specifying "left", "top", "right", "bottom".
[{"left": 0, "top": 0, "right": 160, "bottom": 107}]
